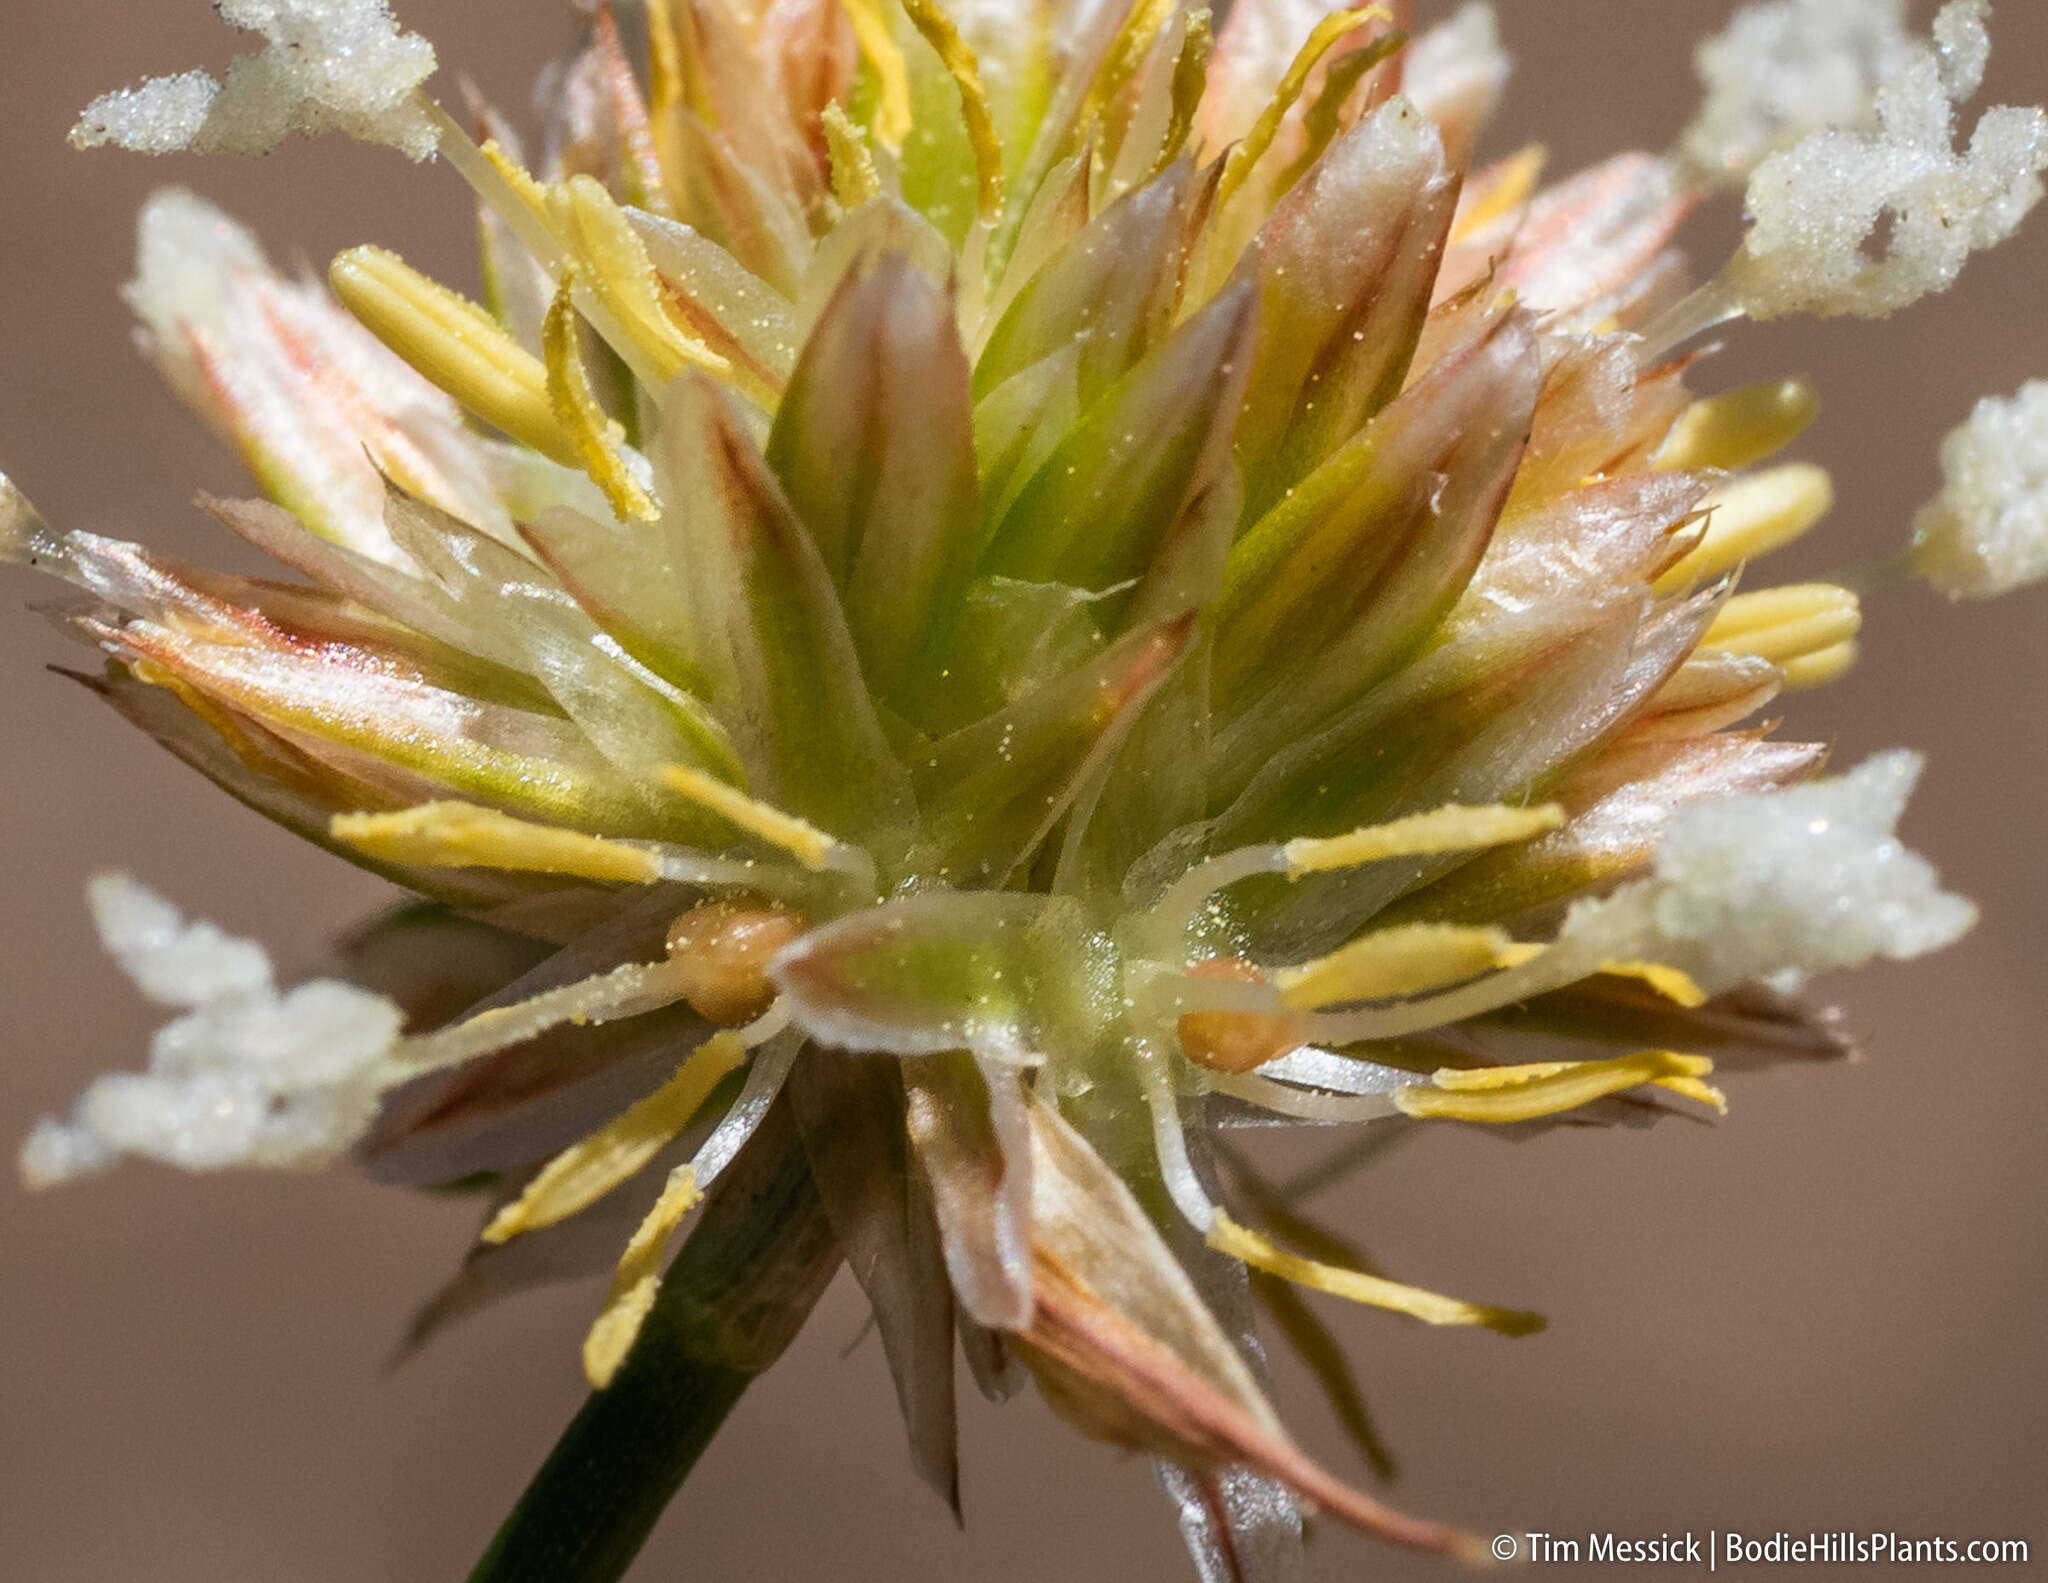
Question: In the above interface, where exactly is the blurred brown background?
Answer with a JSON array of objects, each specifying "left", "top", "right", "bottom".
[{"left": 3, "top": 4, "right": 2043, "bottom": 1579}]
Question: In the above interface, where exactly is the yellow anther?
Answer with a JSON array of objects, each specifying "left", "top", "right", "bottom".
[
  {"left": 1778, "top": 638, "right": 1860, "bottom": 691},
  {"left": 1395, "top": 1050, "right": 1720, "bottom": 1123},
  {"left": 1653, "top": 377, "right": 1822, "bottom": 472},
  {"left": 552, "top": 176, "right": 730, "bottom": 385},
  {"left": 1156, "top": 9, "right": 1215, "bottom": 176},
  {"left": 1450, "top": 144, "right": 1547, "bottom": 241},
  {"left": 900, "top": 0, "right": 1005, "bottom": 221},
  {"left": 823, "top": 102, "right": 882, "bottom": 208},
  {"left": 583, "top": 1164, "right": 702, "bottom": 1387},
  {"left": 644, "top": 0, "right": 687, "bottom": 118},
  {"left": 1209, "top": 1210, "right": 1545, "bottom": 1336},
  {"left": 1597, "top": 960, "right": 1708, "bottom": 1008},
  {"left": 544, "top": 269, "right": 660, "bottom": 523},
  {"left": 1216, "top": 6, "right": 1391, "bottom": 211},
  {"left": 329, "top": 247, "right": 580, "bottom": 467},
  {"left": 1284, "top": 802, "right": 1564, "bottom": 878},
  {"left": 331, "top": 801, "right": 664, "bottom": 885},
  {"left": 480, "top": 139, "right": 558, "bottom": 238},
  {"left": 1273, "top": 924, "right": 1525, "bottom": 1010},
  {"left": 842, "top": 0, "right": 914, "bottom": 150},
  {"left": 484, "top": 1031, "right": 745, "bottom": 1246},
  {"left": 1701, "top": 583, "right": 1861, "bottom": 668},
  {"left": 659, "top": 764, "right": 838, "bottom": 871},
  {"left": 1078, "top": 0, "right": 1176, "bottom": 134},
  {"left": 1655, "top": 464, "right": 1834, "bottom": 592}
]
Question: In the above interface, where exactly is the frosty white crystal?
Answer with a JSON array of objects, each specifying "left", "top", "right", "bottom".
[
  {"left": 71, "top": 0, "right": 438, "bottom": 161},
  {"left": 1911, "top": 379, "right": 2048, "bottom": 598},
  {"left": 18, "top": 875, "right": 404, "bottom": 1188},
  {"left": 1734, "top": 2, "right": 2048, "bottom": 319},
  {"left": 1680, "top": 0, "right": 1916, "bottom": 185},
  {"left": 1561, "top": 751, "right": 1977, "bottom": 993}
]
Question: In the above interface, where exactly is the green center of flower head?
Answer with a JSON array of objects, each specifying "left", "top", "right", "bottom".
[{"left": 13, "top": 0, "right": 2048, "bottom": 1568}]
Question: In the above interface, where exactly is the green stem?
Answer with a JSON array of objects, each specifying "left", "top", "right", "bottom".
[{"left": 466, "top": 1095, "right": 841, "bottom": 1583}]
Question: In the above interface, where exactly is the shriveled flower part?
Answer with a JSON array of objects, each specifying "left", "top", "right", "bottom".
[
  {"left": 1911, "top": 379, "right": 2048, "bottom": 598},
  {"left": 1561, "top": 752, "right": 1977, "bottom": 993},
  {"left": 19, "top": 875, "right": 404, "bottom": 1187},
  {"left": 1733, "top": 1, "right": 2048, "bottom": 319},
  {"left": 71, "top": 0, "right": 438, "bottom": 160},
  {"left": 8, "top": 0, "right": 2042, "bottom": 1576}
]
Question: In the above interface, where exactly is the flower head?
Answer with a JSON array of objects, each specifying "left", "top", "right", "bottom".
[{"left": 6, "top": 0, "right": 2043, "bottom": 1576}]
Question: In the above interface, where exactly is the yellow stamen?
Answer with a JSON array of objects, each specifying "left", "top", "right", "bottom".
[
  {"left": 331, "top": 802, "right": 663, "bottom": 885},
  {"left": 1701, "top": 583, "right": 1861, "bottom": 668},
  {"left": 1449, "top": 144, "right": 1547, "bottom": 241},
  {"left": 1209, "top": 1210, "right": 1544, "bottom": 1336},
  {"left": 1077, "top": 0, "right": 1176, "bottom": 135},
  {"left": 1155, "top": 8, "right": 1215, "bottom": 177},
  {"left": 899, "top": 0, "right": 1005, "bottom": 221},
  {"left": 483, "top": 1031, "right": 746, "bottom": 1245},
  {"left": 1598, "top": 960, "right": 1708, "bottom": 1008},
  {"left": 658, "top": 764, "right": 837, "bottom": 871},
  {"left": 1284, "top": 802, "right": 1564, "bottom": 878},
  {"left": 842, "top": 0, "right": 914, "bottom": 151},
  {"left": 823, "top": 102, "right": 882, "bottom": 208},
  {"left": 1655, "top": 464, "right": 1834, "bottom": 592},
  {"left": 329, "top": 247, "right": 579, "bottom": 467},
  {"left": 480, "top": 139, "right": 558, "bottom": 240},
  {"left": 644, "top": 0, "right": 687, "bottom": 119},
  {"left": 1395, "top": 1050, "right": 1722, "bottom": 1123},
  {"left": 1778, "top": 638, "right": 1859, "bottom": 691},
  {"left": 1273, "top": 924, "right": 1525, "bottom": 1010},
  {"left": 1216, "top": 6, "right": 1391, "bottom": 211},
  {"left": 551, "top": 175, "right": 731, "bottom": 385},
  {"left": 543, "top": 269, "right": 660, "bottom": 523},
  {"left": 1653, "top": 377, "right": 1822, "bottom": 472},
  {"left": 583, "top": 1164, "right": 702, "bottom": 1388}
]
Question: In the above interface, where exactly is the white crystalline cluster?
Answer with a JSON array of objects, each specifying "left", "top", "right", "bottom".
[
  {"left": 1680, "top": 0, "right": 1916, "bottom": 185},
  {"left": 1560, "top": 752, "right": 1977, "bottom": 994},
  {"left": 1911, "top": 379, "right": 2048, "bottom": 598},
  {"left": 18, "top": 876, "right": 405, "bottom": 1189},
  {"left": 1735, "top": 2, "right": 2048, "bottom": 319},
  {"left": 70, "top": 1, "right": 438, "bottom": 162}
]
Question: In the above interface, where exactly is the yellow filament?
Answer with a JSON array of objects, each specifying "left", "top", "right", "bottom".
[
  {"left": 484, "top": 1032, "right": 746, "bottom": 1245},
  {"left": 1653, "top": 377, "right": 1822, "bottom": 472},
  {"left": 823, "top": 102, "right": 883, "bottom": 207},
  {"left": 1597, "top": 960, "right": 1708, "bottom": 1008},
  {"left": 900, "top": 0, "right": 1006, "bottom": 220},
  {"left": 331, "top": 802, "right": 663, "bottom": 885},
  {"left": 583, "top": 1164, "right": 702, "bottom": 1387},
  {"left": 1655, "top": 464, "right": 1834, "bottom": 592},
  {"left": 1701, "top": 583, "right": 1861, "bottom": 667},
  {"left": 1210, "top": 1210, "right": 1545, "bottom": 1336},
  {"left": 1395, "top": 1050, "right": 1723, "bottom": 1123},
  {"left": 659, "top": 764, "right": 837, "bottom": 871},
  {"left": 1449, "top": 144, "right": 1547, "bottom": 241},
  {"left": 1216, "top": 5, "right": 1391, "bottom": 211},
  {"left": 1284, "top": 802, "right": 1564, "bottom": 878},
  {"left": 543, "top": 269, "right": 660, "bottom": 523},
  {"left": 842, "top": 0, "right": 914, "bottom": 150},
  {"left": 329, "top": 247, "right": 578, "bottom": 467},
  {"left": 1273, "top": 924, "right": 1524, "bottom": 1010},
  {"left": 553, "top": 176, "right": 730, "bottom": 384}
]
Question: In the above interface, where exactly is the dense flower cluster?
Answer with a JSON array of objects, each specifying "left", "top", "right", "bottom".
[{"left": 8, "top": 1, "right": 2044, "bottom": 1576}]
